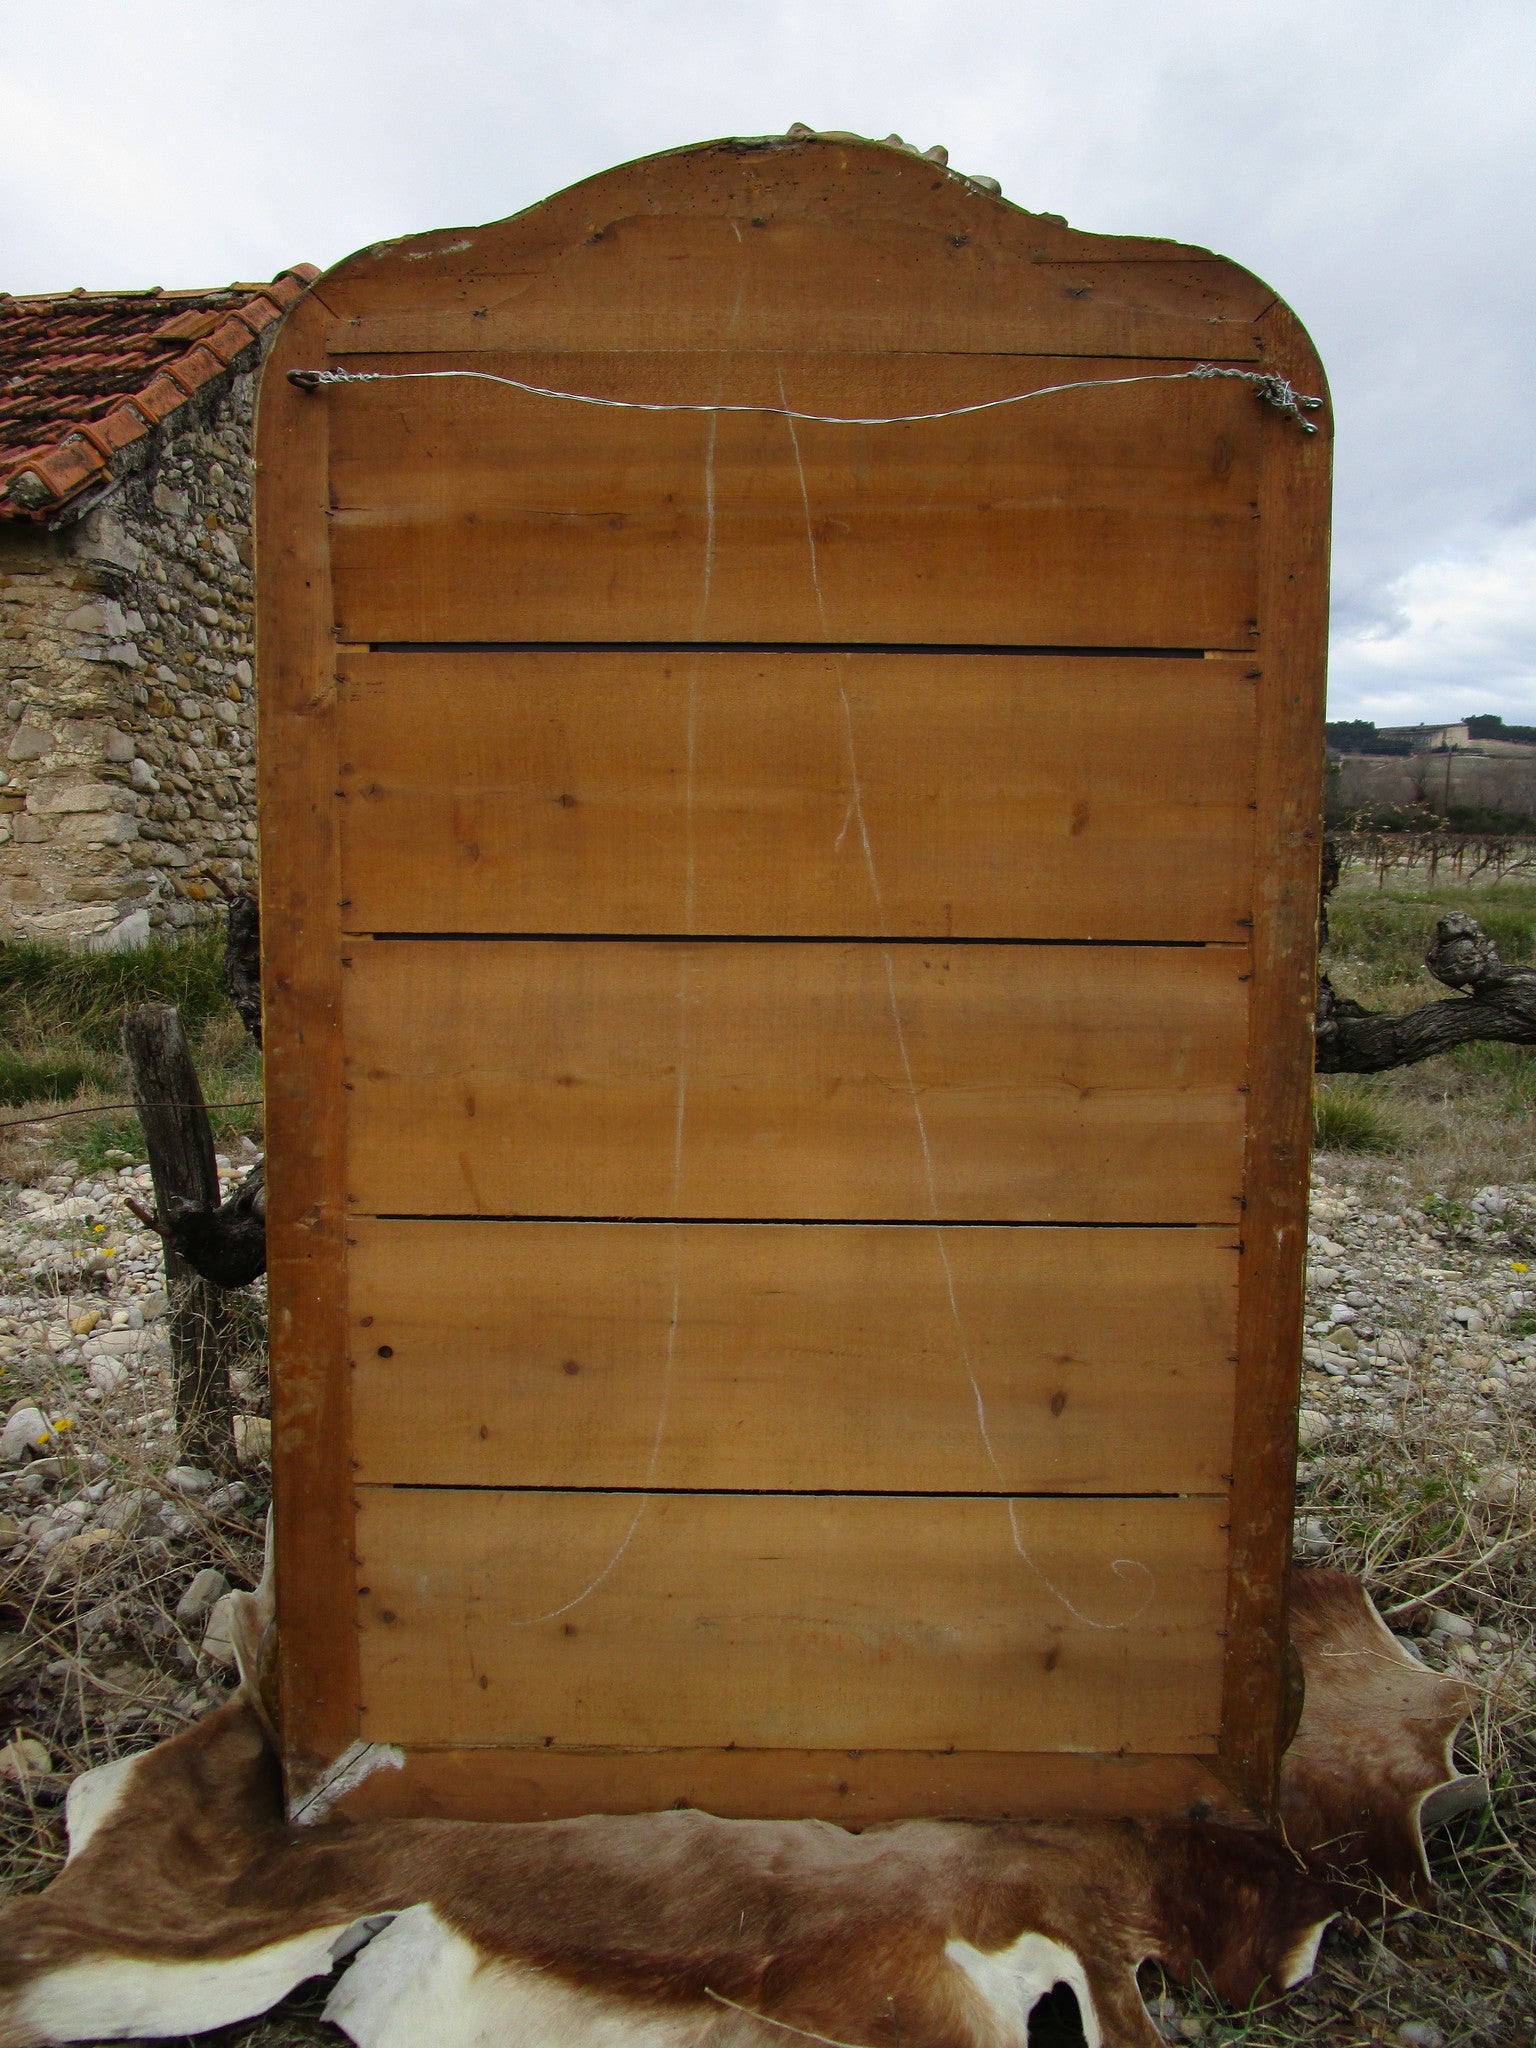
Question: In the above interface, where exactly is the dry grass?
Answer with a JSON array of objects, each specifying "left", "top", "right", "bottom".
[
  {"left": 3, "top": 876, "right": 1536, "bottom": 2043},
  {"left": 1225, "top": 858, "right": 1536, "bottom": 2047},
  {"left": 0, "top": 1283, "right": 270, "bottom": 1904},
  {"left": 1312, "top": 1076, "right": 1404, "bottom": 1155},
  {"left": 1245, "top": 1381, "right": 1536, "bottom": 2047}
]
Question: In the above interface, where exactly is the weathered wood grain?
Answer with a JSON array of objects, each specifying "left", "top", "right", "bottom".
[
  {"left": 308, "top": 133, "right": 1264, "bottom": 328},
  {"left": 337, "top": 651, "right": 1256, "bottom": 941},
  {"left": 337, "top": 1746, "right": 1250, "bottom": 1827},
  {"left": 322, "top": 214, "right": 1272, "bottom": 358},
  {"left": 326, "top": 355, "right": 1262, "bottom": 647},
  {"left": 122, "top": 1006, "right": 235, "bottom": 1472},
  {"left": 1218, "top": 301, "right": 1332, "bottom": 1814},
  {"left": 255, "top": 286, "right": 360, "bottom": 1793},
  {"left": 346, "top": 1220, "right": 1239, "bottom": 1493},
  {"left": 341, "top": 939, "right": 1250, "bottom": 1222},
  {"left": 264, "top": 132, "right": 1325, "bottom": 1823},
  {"left": 355, "top": 1489, "right": 1230, "bottom": 1754}
]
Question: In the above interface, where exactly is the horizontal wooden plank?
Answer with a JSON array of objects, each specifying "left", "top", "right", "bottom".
[
  {"left": 323, "top": 215, "right": 1270, "bottom": 357},
  {"left": 338, "top": 1746, "right": 1249, "bottom": 1826},
  {"left": 337, "top": 652, "right": 1256, "bottom": 941},
  {"left": 355, "top": 1490, "right": 1229, "bottom": 1753},
  {"left": 342, "top": 940, "right": 1249, "bottom": 1221},
  {"left": 326, "top": 355, "right": 1262, "bottom": 646},
  {"left": 347, "top": 1222, "right": 1238, "bottom": 1494}
]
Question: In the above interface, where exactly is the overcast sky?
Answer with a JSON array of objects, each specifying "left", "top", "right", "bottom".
[{"left": 0, "top": 0, "right": 1527, "bottom": 725}]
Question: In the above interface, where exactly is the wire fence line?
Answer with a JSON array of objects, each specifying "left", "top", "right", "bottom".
[{"left": 0, "top": 1100, "right": 262, "bottom": 1130}]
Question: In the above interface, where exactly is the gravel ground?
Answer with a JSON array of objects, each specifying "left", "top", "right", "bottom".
[
  {"left": 0, "top": 1143, "right": 268, "bottom": 1893},
  {"left": 1193, "top": 1153, "right": 1536, "bottom": 2048},
  {"left": 1295, "top": 1164, "right": 1532, "bottom": 1675},
  {"left": 0, "top": 1145, "right": 1530, "bottom": 2047}
]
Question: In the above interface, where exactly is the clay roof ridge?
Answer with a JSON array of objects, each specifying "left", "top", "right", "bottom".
[{"left": 0, "top": 264, "right": 319, "bottom": 520}]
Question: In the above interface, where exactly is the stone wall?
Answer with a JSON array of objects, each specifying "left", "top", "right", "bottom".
[{"left": 0, "top": 359, "right": 263, "bottom": 947}]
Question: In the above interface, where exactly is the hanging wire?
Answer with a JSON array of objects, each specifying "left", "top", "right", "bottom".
[{"left": 288, "top": 361, "right": 1324, "bottom": 432}]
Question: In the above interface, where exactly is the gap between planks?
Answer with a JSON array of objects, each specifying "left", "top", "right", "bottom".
[
  {"left": 358, "top": 1484, "right": 1230, "bottom": 1501},
  {"left": 364, "top": 639, "right": 1220, "bottom": 658},
  {"left": 358, "top": 1214, "right": 1235, "bottom": 1230},
  {"left": 356, "top": 934, "right": 1252, "bottom": 948}
]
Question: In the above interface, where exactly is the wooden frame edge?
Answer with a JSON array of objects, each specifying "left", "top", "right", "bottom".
[
  {"left": 337, "top": 1747, "right": 1245, "bottom": 1827},
  {"left": 256, "top": 208, "right": 1325, "bottom": 1823},
  {"left": 1218, "top": 299, "right": 1332, "bottom": 1814},
  {"left": 256, "top": 289, "right": 360, "bottom": 1799}
]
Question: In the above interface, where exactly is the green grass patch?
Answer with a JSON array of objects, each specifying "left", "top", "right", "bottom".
[
  {"left": 0, "top": 933, "right": 231, "bottom": 1055},
  {"left": 1326, "top": 889, "right": 1536, "bottom": 981},
  {"left": 68, "top": 1110, "right": 149, "bottom": 1177},
  {"left": 0, "top": 935, "right": 261, "bottom": 1167},
  {"left": 1446, "top": 1037, "right": 1536, "bottom": 1114},
  {"left": 190, "top": 1014, "right": 264, "bottom": 1148},
  {"left": 1312, "top": 1077, "right": 1402, "bottom": 1153},
  {"left": 0, "top": 1049, "right": 114, "bottom": 1107}
]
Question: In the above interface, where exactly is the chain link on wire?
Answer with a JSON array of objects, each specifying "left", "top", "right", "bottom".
[{"left": 1187, "top": 362, "right": 1324, "bottom": 432}]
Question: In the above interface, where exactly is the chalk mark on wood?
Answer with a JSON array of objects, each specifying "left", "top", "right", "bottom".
[
  {"left": 834, "top": 674, "right": 1155, "bottom": 1630},
  {"left": 699, "top": 411, "right": 717, "bottom": 633},
  {"left": 779, "top": 368, "right": 827, "bottom": 637},
  {"left": 499, "top": 707, "right": 701, "bottom": 1627}
]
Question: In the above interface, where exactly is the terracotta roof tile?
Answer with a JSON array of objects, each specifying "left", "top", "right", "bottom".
[
  {"left": 0, "top": 264, "right": 318, "bottom": 518},
  {"left": 204, "top": 312, "right": 266, "bottom": 366},
  {"left": 263, "top": 272, "right": 311, "bottom": 312},
  {"left": 235, "top": 296, "right": 282, "bottom": 338},
  {"left": 128, "top": 371, "right": 191, "bottom": 428},
  {"left": 164, "top": 343, "right": 227, "bottom": 397},
  {"left": 29, "top": 437, "right": 106, "bottom": 501},
  {"left": 75, "top": 406, "right": 151, "bottom": 460},
  {"left": 154, "top": 307, "right": 225, "bottom": 344}
]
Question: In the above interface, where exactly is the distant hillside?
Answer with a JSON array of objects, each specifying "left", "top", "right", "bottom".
[
  {"left": 1325, "top": 720, "right": 1412, "bottom": 755},
  {"left": 1465, "top": 714, "right": 1536, "bottom": 744},
  {"left": 1328, "top": 746, "right": 1536, "bottom": 831},
  {"left": 1328, "top": 713, "right": 1536, "bottom": 755}
]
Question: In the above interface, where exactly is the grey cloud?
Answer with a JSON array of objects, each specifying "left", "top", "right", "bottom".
[{"left": 0, "top": 0, "right": 1529, "bottom": 719}]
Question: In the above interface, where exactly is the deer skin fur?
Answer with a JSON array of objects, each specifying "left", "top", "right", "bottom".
[{"left": 0, "top": 1572, "right": 1473, "bottom": 2048}]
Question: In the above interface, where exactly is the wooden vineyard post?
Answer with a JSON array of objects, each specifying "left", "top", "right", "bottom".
[
  {"left": 124, "top": 1004, "right": 236, "bottom": 1474},
  {"left": 257, "top": 134, "right": 1331, "bottom": 1826}
]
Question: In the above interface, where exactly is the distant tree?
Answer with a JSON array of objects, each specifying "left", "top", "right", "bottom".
[
  {"left": 1325, "top": 719, "right": 1377, "bottom": 751},
  {"left": 1325, "top": 719, "right": 1413, "bottom": 757},
  {"left": 1465, "top": 713, "right": 1536, "bottom": 744}
]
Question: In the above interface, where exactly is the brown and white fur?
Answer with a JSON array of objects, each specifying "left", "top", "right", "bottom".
[
  {"left": 0, "top": 1571, "right": 1468, "bottom": 2048},
  {"left": 0, "top": 1695, "right": 1335, "bottom": 2048}
]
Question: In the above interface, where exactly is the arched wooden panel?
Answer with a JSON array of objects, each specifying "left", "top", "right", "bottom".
[{"left": 258, "top": 132, "right": 1329, "bottom": 1825}]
